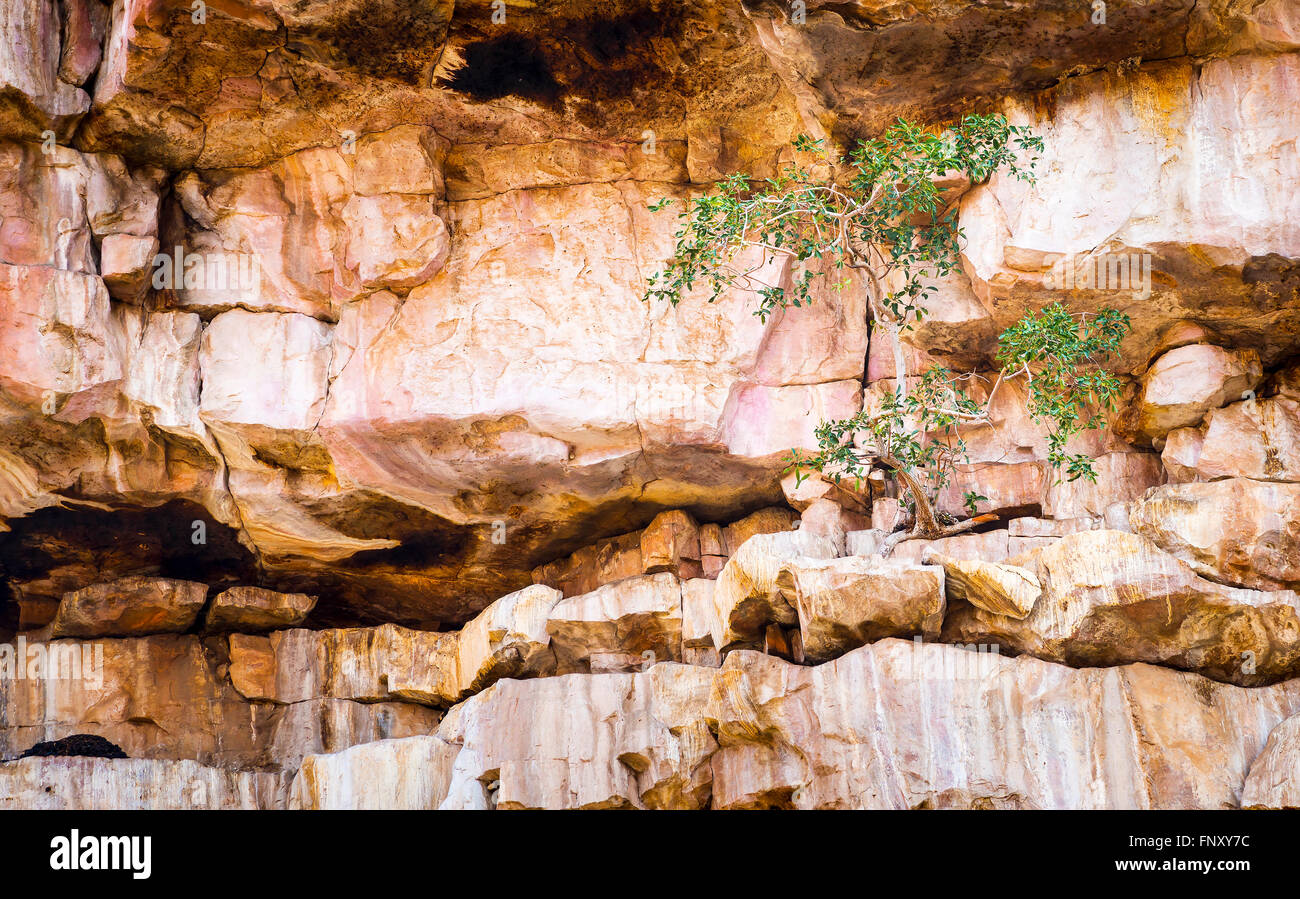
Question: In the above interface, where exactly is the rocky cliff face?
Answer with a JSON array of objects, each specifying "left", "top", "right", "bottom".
[{"left": 1, "top": 0, "right": 1299, "bottom": 809}]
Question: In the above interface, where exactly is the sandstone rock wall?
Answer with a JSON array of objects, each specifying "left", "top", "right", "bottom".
[{"left": 1, "top": 0, "right": 1298, "bottom": 808}]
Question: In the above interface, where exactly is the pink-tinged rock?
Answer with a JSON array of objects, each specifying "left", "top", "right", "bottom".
[
  {"left": 845, "top": 529, "right": 885, "bottom": 556},
  {"left": 938, "top": 460, "right": 1047, "bottom": 519},
  {"left": 49, "top": 576, "right": 208, "bottom": 637},
  {"left": 0, "top": 143, "right": 93, "bottom": 271},
  {"left": 944, "top": 530, "right": 1300, "bottom": 685},
  {"left": 167, "top": 131, "right": 450, "bottom": 317},
  {"left": 1043, "top": 452, "right": 1164, "bottom": 519},
  {"left": 0, "top": 757, "right": 287, "bottom": 810},
  {"left": 0, "top": 264, "right": 120, "bottom": 400},
  {"left": 199, "top": 309, "right": 332, "bottom": 437},
  {"left": 341, "top": 193, "right": 450, "bottom": 290},
  {"left": 891, "top": 530, "right": 1011, "bottom": 564},
  {"left": 352, "top": 125, "right": 446, "bottom": 197},
  {"left": 1161, "top": 427, "right": 1204, "bottom": 482},
  {"left": 1195, "top": 396, "right": 1300, "bottom": 481},
  {"left": 1138, "top": 345, "right": 1262, "bottom": 440},
  {"left": 0, "top": 0, "right": 90, "bottom": 139},
  {"left": 1241, "top": 715, "right": 1300, "bottom": 809},
  {"left": 721, "top": 380, "right": 861, "bottom": 459},
  {"left": 546, "top": 573, "right": 683, "bottom": 673},
  {"left": 1130, "top": 479, "right": 1300, "bottom": 592},
  {"left": 99, "top": 232, "right": 158, "bottom": 301},
  {"left": 0, "top": 631, "right": 435, "bottom": 768},
  {"left": 204, "top": 586, "right": 317, "bottom": 632},
  {"left": 796, "top": 498, "right": 871, "bottom": 556},
  {"left": 0, "top": 141, "right": 163, "bottom": 277},
  {"left": 867, "top": 329, "right": 938, "bottom": 381},
  {"left": 871, "top": 497, "right": 903, "bottom": 533},
  {"left": 57, "top": 0, "right": 108, "bottom": 87},
  {"left": 749, "top": 263, "right": 869, "bottom": 387},
  {"left": 779, "top": 469, "right": 869, "bottom": 514}
]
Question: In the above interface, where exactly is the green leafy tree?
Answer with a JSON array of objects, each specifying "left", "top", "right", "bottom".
[{"left": 645, "top": 115, "right": 1131, "bottom": 553}]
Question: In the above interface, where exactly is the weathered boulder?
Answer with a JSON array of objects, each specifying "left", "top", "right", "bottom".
[
  {"left": 1193, "top": 396, "right": 1300, "bottom": 481},
  {"left": 1131, "top": 479, "right": 1300, "bottom": 591},
  {"left": 962, "top": 53, "right": 1300, "bottom": 360},
  {"left": 1241, "top": 715, "right": 1300, "bottom": 809},
  {"left": 450, "top": 583, "right": 564, "bottom": 698},
  {"left": 1137, "top": 345, "right": 1262, "bottom": 440},
  {"left": 547, "top": 573, "right": 683, "bottom": 673},
  {"left": 203, "top": 586, "right": 316, "bottom": 632},
  {"left": 639, "top": 510, "right": 702, "bottom": 577},
  {"left": 427, "top": 639, "right": 1300, "bottom": 809},
  {"left": 50, "top": 576, "right": 208, "bottom": 637},
  {"left": 774, "top": 557, "right": 946, "bottom": 662},
  {"left": 944, "top": 530, "right": 1300, "bottom": 685},
  {"left": 228, "top": 583, "right": 564, "bottom": 707},
  {"left": 796, "top": 498, "right": 871, "bottom": 556},
  {"left": 709, "top": 530, "right": 839, "bottom": 651},
  {"left": 923, "top": 551, "right": 1040, "bottom": 619}
]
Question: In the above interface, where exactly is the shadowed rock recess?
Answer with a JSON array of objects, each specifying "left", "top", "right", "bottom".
[{"left": 0, "top": 0, "right": 1298, "bottom": 809}]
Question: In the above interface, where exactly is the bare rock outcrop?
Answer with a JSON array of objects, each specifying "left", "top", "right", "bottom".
[
  {"left": 547, "top": 572, "right": 684, "bottom": 673},
  {"left": 50, "top": 576, "right": 208, "bottom": 638},
  {"left": 944, "top": 530, "right": 1300, "bottom": 685},
  {"left": 414, "top": 639, "right": 1300, "bottom": 809},
  {"left": 1131, "top": 479, "right": 1300, "bottom": 591},
  {"left": 923, "top": 551, "right": 1040, "bottom": 619},
  {"left": 203, "top": 586, "right": 317, "bottom": 632},
  {"left": 0, "top": 756, "right": 288, "bottom": 810},
  {"left": 774, "top": 557, "right": 946, "bottom": 662},
  {"left": 1137, "top": 345, "right": 1262, "bottom": 441},
  {"left": 228, "top": 583, "right": 565, "bottom": 708},
  {"left": 709, "top": 530, "right": 838, "bottom": 651},
  {"left": 1241, "top": 715, "right": 1300, "bottom": 809}
]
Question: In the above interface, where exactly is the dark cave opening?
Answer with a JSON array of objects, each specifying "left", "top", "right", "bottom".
[{"left": 0, "top": 500, "right": 259, "bottom": 632}]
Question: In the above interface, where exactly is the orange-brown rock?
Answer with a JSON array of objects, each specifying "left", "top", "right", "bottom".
[
  {"left": 50, "top": 576, "right": 208, "bottom": 638},
  {"left": 204, "top": 586, "right": 317, "bottom": 632}
]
